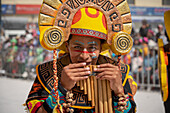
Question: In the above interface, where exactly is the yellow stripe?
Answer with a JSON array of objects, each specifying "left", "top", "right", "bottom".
[
  {"left": 122, "top": 65, "right": 130, "bottom": 86},
  {"left": 127, "top": 75, "right": 137, "bottom": 87},
  {"left": 160, "top": 48, "right": 166, "bottom": 64},
  {"left": 161, "top": 64, "right": 169, "bottom": 102},
  {"left": 36, "top": 65, "right": 51, "bottom": 94},
  {"left": 71, "top": 105, "right": 94, "bottom": 109}
]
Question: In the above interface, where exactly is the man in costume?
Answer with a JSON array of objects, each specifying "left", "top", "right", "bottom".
[
  {"left": 158, "top": 10, "right": 170, "bottom": 113},
  {"left": 25, "top": 0, "right": 137, "bottom": 113}
]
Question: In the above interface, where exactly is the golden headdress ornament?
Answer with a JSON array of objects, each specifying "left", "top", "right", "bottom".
[
  {"left": 39, "top": 0, "right": 133, "bottom": 55},
  {"left": 164, "top": 10, "right": 170, "bottom": 40}
]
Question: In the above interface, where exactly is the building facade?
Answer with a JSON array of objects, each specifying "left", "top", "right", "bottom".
[{"left": 1, "top": 0, "right": 170, "bottom": 37}]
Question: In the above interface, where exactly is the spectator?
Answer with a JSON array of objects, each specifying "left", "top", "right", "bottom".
[
  {"left": 16, "top": 39, "right": 27, "bottom": 74},
  {"left": 6, "top": 38, "right": 18, "bottom": 73},
  {"left": 131, "top": 49, "right": 143, "bottom": 81},
  {"left": 133, "top": 37, "right": 142, "bottom": 50},
  {"left": 156, "top": 24, "right": 164, "bottom": 42},
  {"left": 147, "top": 29, "right": 157, "bottom": 48},
  {"left": 139, "top": 19, "right": 151, "bottom": 37},
  {"left": 159, "top": 30, "right": 169, "bottom": 45},
  {"left": 139, "top": 37, "right": 149, "bottom": 57},
  {"left": 27, "top": 36, "right": 36, "bottom": 71},
  {"left": 36, "top": 45, "right": 44, "bottom": 64}
]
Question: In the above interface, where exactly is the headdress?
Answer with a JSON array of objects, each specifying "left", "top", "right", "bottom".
[{"left": 39, "top": 0, "right": 133, "bottom": 55}]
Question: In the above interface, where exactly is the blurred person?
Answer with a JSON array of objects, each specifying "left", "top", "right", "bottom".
[
  {"left": 155, "top": 24, "right": 169, "bottom": 45},
  {"left": 6, "top": 38, "right": 18, "bottom": 73},
  {"left": 25, "top": 3, "right": 137, "bottom": 113},
  {"left": 26, "top": 36, "right": 36, "bottom": 73},
  {"left": 131, "top": 49, "right": 143, "bottom": 81},
  {"left": 149, "top": 48, "right": 159, "bottom": 84},
  {"left": 33, "top": 35, "right": 39, "bottom": 47},
  {"left": 16, "top": 39, "right": 27, "bottom": 74},
  {"left": 156, "top": 24, "right": 164, "bottom": 42},
  {"left": 147, "top": 29, "right": 157, "bottom": 48},
  {"left": 139, "top": 37, "right": 149, "bottom": 57},
  {"left": 139, "top": 19, "right": 151, "bottom": 37},
  {"left": 133, "top": 37, "right": 142, "bottom": 50},
  {"left": 158, "top": 10, "right": 170, "bottom": 113},
  {"left": 147, "top": 29, "right": 154, "bottom": 40},
  {"left": 143, "top": 47, "right": 158, "bottom": 82},
  {"left": 36, "top": 44, "right": 44, "bottom": 64}
]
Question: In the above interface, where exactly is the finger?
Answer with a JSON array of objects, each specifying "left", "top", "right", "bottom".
[
  {"left": 94, "top": 67, "right": 116, "bottom": 73},
  {"left": 68, "top": 62, "right": 87, "bottom": 69},
  {"left": 99, "top": 75, "right": 113, "bottom": 80},
  {"left": 73, "top": 71, "right": 91, "bottom": 77},
  {"left": 74, "top": 76, "right": 89, "bottom": 81},
  {"left": 96, "top": 71, "right": 113, "bottom": 78},
  {"left": 97, "top": 63, "right": 118, "bottom": 68},
  {"left": 69, "top": 67, "right": 90, "bottom": 73}
]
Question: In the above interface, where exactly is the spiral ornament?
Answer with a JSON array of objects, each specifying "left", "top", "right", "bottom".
[
  {"left": 110, "top": 32, "right": 133, "bottom": 55},
  {"left": 40, "top": 27, "right": 64, "bottom": 50}
]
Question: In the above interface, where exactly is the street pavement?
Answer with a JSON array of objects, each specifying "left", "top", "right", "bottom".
[{"left": 0, "top": 77, "right": 165, "bottom": 113}]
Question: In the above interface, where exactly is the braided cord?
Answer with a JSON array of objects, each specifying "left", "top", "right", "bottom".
[{"left": 53, "top": 49, "right": 63, "bottom": 112}]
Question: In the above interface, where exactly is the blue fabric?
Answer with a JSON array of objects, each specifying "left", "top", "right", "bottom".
[{"left": 46, "top": 88, "right": 66, "bottom": 109}]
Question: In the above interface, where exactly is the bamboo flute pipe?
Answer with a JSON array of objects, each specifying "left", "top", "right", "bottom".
[
  {"left": 83, "top": 79, "right": 87, "bottom": 94},
  {"left": 98, "top": 79, "right": 103, "bottom": 113},
  {"left": 94, "top": 76, "right": 98, "bottom": 113},
  {"left": 107, "top": 80, "right": 113, "bottom": 113},
  {"left": 87, "top": 77, "right": 92, "bottom": 101},
  {"left": 102, "top": 80, "right": 108, "bottom": 113},
  {"left": 90, "top": 76, "right": 95, "bottom": 106},
  {"left": 77, "top": 81, "right": 80, "bottom": 86},
  {"left": 80, "top": 80, "right": 84, "bottom": 90}
]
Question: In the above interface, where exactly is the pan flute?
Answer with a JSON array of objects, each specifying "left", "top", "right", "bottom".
[{"left": 77, "top": 65, "right": 113, "bottom": 113}]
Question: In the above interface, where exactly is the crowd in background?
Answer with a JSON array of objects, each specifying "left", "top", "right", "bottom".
[
  {"left": 0, "top": 23, "right": 53, "bottom": 78},
  {"left": 121, "top": 20, "right": 169, "bottom": 86},
  {"left": 0, "top": 20, "right": 169, "bottom": 86}
]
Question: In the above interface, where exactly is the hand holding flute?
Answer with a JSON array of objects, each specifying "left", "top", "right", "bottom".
[{"left": 94, "top": 63, "right": 124, "bottom": 96}]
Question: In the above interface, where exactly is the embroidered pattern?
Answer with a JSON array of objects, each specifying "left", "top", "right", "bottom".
[{"left": 71, "top": 28, "right": 107, "bottom": 40}]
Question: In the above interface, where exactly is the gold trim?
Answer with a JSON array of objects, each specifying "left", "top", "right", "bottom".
[
  {"left": 122, "top": 64, "right": 130, "bottom": 86},
  {"left": 71, "top": 105, "right": 94, "bottom": 109}
]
